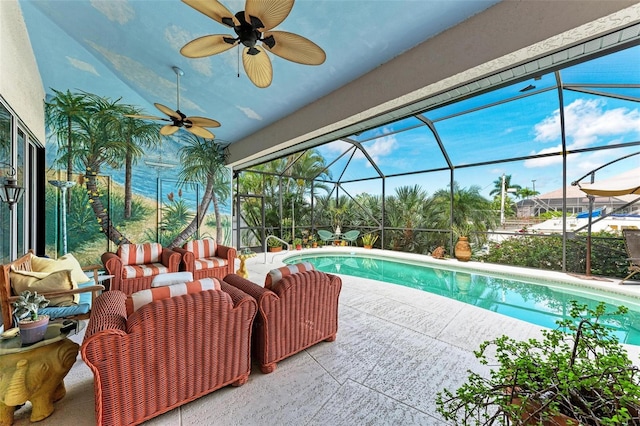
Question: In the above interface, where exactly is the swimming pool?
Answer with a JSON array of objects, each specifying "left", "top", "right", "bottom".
[{"left": 285, "top": 250, "right": 640, "bottom": 346}]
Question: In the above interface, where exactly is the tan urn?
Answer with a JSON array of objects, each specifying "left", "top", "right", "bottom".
[{"left": 454, "top": 236, "right": 472, "bottom": 262}]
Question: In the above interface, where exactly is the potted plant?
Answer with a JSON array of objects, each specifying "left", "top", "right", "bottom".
[
  {"left": 267, "top": 238, "right": 282, "bottom": 252},
  {"left": 361, "top": 233, "right": 379, "bottom": 249},
  {"left": 452, "top": 222, "right": 473, "bottom": 261},
  {"left": 12, "top": 290, "right": 50, "bottom": 345},
  {"left": 309, "top": 234, "right": 318, "bottom": 248},
  {"left": 436, "top": 301, "right": 640, "bottom": 425},
  {"left": 293, "top": 238, "right": 302, "bottom": 250}
]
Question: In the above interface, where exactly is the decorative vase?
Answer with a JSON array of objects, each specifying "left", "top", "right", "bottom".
[
  {"left": 19, "top": 315, "right": 49, "bottom": 345},
  {"left": 454, "top": 236, "right": 472, "bottom": 262}
]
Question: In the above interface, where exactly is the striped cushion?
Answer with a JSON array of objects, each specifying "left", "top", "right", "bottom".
[
  {"left": 265, "top": 262, "right": 315, "bottom": 290},
  {"left": 125, "top": 278, "right": 221, "bottom": 315},
  {"left": 122, "top": 263, "right": 169, "bottom": 279},
  {"left": 117, "top": 243, "right": 162, "bottom": 266},
  {"left": 194, "top": 257, "right": 227, "bottom": 271},
  {"left": 184, "top": 239, "right": 217, "bottom": 259}
]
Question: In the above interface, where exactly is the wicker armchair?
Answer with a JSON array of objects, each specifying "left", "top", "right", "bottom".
[
  {"left": 81, "top": 283, "right": 257, "bottom": 426},
  {"left": 101, "top": 242, "right": 181, "bottom": 295},
  {"left": 173, "top": 238, "right": 236, "bottom": 280},
  {"left": 224, "top": 269, "right": 342, "bottom": 373}
]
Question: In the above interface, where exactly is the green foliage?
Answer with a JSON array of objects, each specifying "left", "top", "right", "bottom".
[
  {"left": 436, "top": 301, "right": 640, "bottom": 425},
  {"left": 477, "top": 231, "right": 627, "bottom": 278},
  {"left": 12, "top": 291, "right": 49, "bottom": 321},
  {"left": 361, "top": 232, "right": 379, "bottom": 246}
]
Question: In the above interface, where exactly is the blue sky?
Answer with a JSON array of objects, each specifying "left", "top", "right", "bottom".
[{"left": 316, "top": 44, "right": 640, "bottom": 199}]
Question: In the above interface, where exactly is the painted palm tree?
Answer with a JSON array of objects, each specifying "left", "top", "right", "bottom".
[
  {"left": 71, "top": 93, "right": 131, "bottom": 245},
  {"left": 45, "top": 89, "right": 90, "bottom": 184},
  {"left": 117, "top": 106, "right": 162, "bottom": 219},
  {"left": 170, "top": 134, "right": 229, "bottom": 248}
]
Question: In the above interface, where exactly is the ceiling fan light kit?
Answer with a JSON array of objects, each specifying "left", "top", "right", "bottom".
[
  {"left": 125, "top": 66, "right": 220, "bottom": 139},
  {"left": 181, "top": 0, "right": 326, "bottom": 88}
]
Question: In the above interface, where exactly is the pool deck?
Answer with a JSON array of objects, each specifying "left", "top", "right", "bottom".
[{"left": 14, "top": 248, "right": 640, "bottom": 425}]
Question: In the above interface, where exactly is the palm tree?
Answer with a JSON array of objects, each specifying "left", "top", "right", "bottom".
[
  {"left": 169, "top": 134, "right": 229, "bottom": 247},
  {"left": 489, "top": 174, "right": 522, "bottom": 197},
  {"left": 45, "top": 89, "right": 90, "bottom": 184},
  {"left": 116, "top": 106, "right": 162, "bottom": 219},
  {"left": 72, "top": 93, "right": 131, "bottom": 245},
  {"left": 432, "top": 183, "right": 496, "bottom": 245}
]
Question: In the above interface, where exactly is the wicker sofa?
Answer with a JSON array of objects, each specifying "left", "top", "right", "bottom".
[
  {"left": 101, "top": 242, "right": 181, "bottom": 295},
  {"left": 224, "top": 269, "right": 342, "bottom": 373},
  {"left": 81, "top": 282, "right": 257, "bottom": 426}
]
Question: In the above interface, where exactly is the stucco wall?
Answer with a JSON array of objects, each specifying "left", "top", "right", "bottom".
[{"left": 0, "top": 0, "right": 45, "bottom": 142}]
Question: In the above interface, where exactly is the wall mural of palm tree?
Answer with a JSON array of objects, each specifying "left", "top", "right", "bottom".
[{"left": 44, "top": 90, "right": 234, "bottom": 257}]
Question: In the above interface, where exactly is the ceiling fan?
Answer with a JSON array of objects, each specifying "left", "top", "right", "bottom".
[
  {"left": 180, "top": 0, "right": 326, "bottom": 88},
  {"left": 125, "top": 66, "right": 220, "bottom": 139}
]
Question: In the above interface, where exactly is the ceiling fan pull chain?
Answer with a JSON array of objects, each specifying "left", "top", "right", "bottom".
[{"left": 237, "top": 47, "right": 240, "bottom": 78}]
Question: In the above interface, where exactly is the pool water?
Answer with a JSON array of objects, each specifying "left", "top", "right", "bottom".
[{"left": 286, "top": 253, "right": 640, "bottom": 346}]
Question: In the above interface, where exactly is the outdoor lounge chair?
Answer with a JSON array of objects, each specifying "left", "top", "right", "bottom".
[
  {"left": 622, "top": 229, "right": 640, "bottom": 284},
  {"left": 317, "top": 230, "right": 335, "bottom": 243},
  {"left": 341, "top": 230, "right": 360, "bottom": 246}
]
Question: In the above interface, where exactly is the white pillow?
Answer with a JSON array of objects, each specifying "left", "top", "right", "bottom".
[{"left": 151, "top": 272, "right": 194, "bottom": 288}]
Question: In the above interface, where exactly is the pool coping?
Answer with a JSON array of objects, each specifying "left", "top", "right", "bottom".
[{"left": 282, "top": 247, "right": 640, "bottom": 301}]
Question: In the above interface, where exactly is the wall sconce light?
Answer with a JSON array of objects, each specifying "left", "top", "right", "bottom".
[{"left": 0, "top": 162, "right": 25, "bottom": 210}]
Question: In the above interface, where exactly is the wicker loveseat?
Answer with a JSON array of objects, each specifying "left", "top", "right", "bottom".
[
  {"left": 224, "top": 268, "right": 342, "bottom": 373},
  {"left": 101, "top": 242, "right": 181, "bottom": 295},
  {"left": 81, "top": 282, "right": 257, "bottom": 426}
]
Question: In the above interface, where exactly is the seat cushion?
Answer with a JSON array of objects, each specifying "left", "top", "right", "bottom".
[
  {"left": 184, "top": 239, "right": 217, "bottom": 259},
  {"left": 194, "top": 257, "right": 227, "bottom": 271},
  {"left": 125, "top": 278, "right": 221, "bottom": 315},
  {"left": 40, "top": 303, "right": 90, "bottom": 320},
  {"left": 10, "top": 268, "right": 76, "bottom": 306},
  {"left": 117, "top": 243, "right": 163, "bottom": 266},
  {"left": 122, "top": 263, "right": 169, "bottom": 279},
  {"left": 265, "top": 262, "right": 315, "bottom": 290}
]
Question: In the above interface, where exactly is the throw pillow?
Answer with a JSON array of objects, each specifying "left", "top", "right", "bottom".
[
  {"left": 264, "top": 262, "right": 315, "bottom": 290},
  {"left": 117, "top": 242, "right": 162, "bottom": 265},
  {"left": 9, "top": 268, "right": 75, "bottom": 306},
  {"left": 30, "top": 253, "right": 92, "bottom": 285},
  {"left": 184, "top": 239, "right": 217, "bottom": 259},
  {"left": 151, "top": 271, "right": 194, "bottom": 287},
  {"left": 125, "top": 277, "right": 221, "bottom": 315}
]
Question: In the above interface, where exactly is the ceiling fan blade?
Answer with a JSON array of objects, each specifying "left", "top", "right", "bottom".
[
  {"left": 186, "top": 126, "right": 215, "bottom": 139},
  {"left": 181, "top": 0, "right": 239, "bottom": 27},
  {"left": 245, "top": 0, "right": 293, "bottom": 31},
  {"left": 181, "top": 34, "right": 238, "bottom": 58},
  {"left": 242, "top": 45, "right": 273, "bottom": 88},
  {"left": 187, "top": 116, "right": 221, "bottom": 128},
  {"left": 124, "top": 114, "right": 168, "bottom": 121},
  {"left": 262, "top": 31, "right": 326, "bottom": 65},
  {"left": 154, "top": 103, "right": 181, "bottom": 120},
  {"left": 160, "top": 124, "right": 180, "bottom": 136}
]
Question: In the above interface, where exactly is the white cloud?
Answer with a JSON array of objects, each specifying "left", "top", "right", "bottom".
[
  {"left": 65, "top": 56, "right": 99, "bottom": 76},
  {"left": 526, "top": 99, "right": 640, "bottom": 168},
  {"left": 90, "top": 0, "right": 134, "bottom": 24},
  {"left": 355, "top": 134, "right": 398, "bottom": 164},
  {"left": 237, "top": 106, "right": 262, "bottom": 120},
  {"left": 165, "top": 25, "right": 214, "bottom": 77}
]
